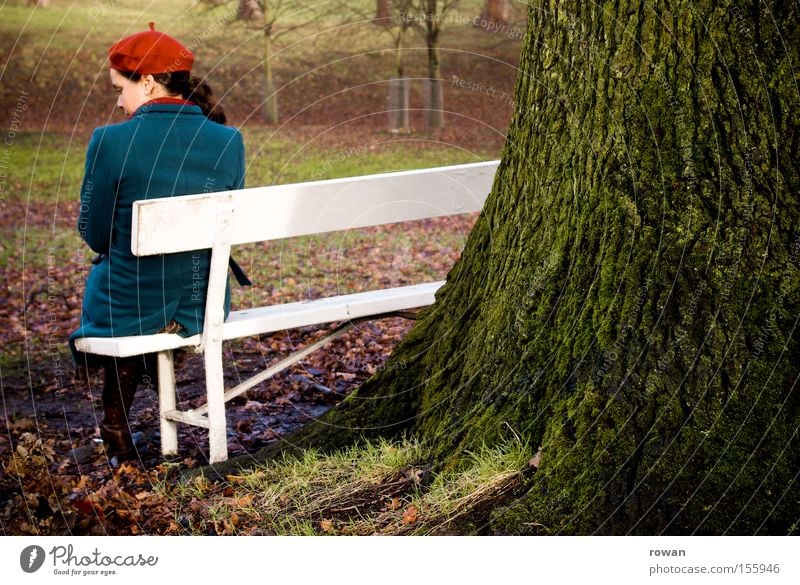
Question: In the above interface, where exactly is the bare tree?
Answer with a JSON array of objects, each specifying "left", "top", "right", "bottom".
[
  {"left": 339, "top": 1, "right": 460, "bottom": 129},
  {"left": 334, "top": 0, "right": 418, "bottom": 131},
  {"left": 409, "top": 0, "right": 460, "bottom": 128},
  {"left": 239, "top": 0, "right": 323, "bottom": 124}
]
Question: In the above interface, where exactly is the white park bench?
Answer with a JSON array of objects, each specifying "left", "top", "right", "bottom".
[{"left": 74, "top": 160, "right": 499, "bottom": 463}]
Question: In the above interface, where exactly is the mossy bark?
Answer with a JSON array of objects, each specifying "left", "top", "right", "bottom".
[{"left": 236, "top": 1, "right": 799, "bottom": 534}]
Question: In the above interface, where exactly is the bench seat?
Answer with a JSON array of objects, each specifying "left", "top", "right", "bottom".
[{"left": 74, "top": 281, "right": 444, "bottom": 358}]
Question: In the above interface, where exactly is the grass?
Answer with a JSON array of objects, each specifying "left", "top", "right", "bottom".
[
  {"left": 242, "top": 127, "right": 493, "bottom": 186},
  {"left": 0, "top": 132, "right": 87, "bottom": 205},
  {"left": 3, "top": 129, "right": 495, "bottom": 206},
  {"left": 161, "top": 437, "right": 531, "bottom": 535}
]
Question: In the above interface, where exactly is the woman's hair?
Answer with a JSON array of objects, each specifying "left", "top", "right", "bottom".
[{"left": 120, "top": 70, "right": 226, "bottom": 125}]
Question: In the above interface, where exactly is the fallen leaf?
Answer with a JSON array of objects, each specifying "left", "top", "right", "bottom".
[
  {"left": 402, "top": 505, "right": 418, "bottom": 525},
  {"left": 234, "top": 495, "right": 254, "bottom": 508}
]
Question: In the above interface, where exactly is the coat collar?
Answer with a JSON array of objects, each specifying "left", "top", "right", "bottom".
[{"left": 130, "top": 100, "right": 202, "bottom": 118}]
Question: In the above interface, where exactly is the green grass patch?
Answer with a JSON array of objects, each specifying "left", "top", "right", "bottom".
[
  {"left": 162, "top": 437, "right": 531, "bottom": 535},
  {"left": 0, "top": 224, "right": 84, "bottom": 268},
  {"left": 244, "top": 125, "right": 495, "bottom": 188},
  {"left": 1, "top": 132, "right": 86, "bottom": 205}
]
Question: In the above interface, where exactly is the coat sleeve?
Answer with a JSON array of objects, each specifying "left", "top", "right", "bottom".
[
  {"left": 78, "top": 127, "right": 118, "bottom": 253},
  {"left": 233, "top": 129, "right": 246, "bottom": 190}
]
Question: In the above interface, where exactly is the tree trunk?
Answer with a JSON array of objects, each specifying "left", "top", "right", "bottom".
[
  {"left": 477, "top": 0, "right": 508, "bottom": 28},
  {"left": 423, "top": 0, "right": 443, "bottom": 127},
  {"left": 262, "top": 23, "right": 278, "bottom": 124},
  {"left": 388, "top": 77, "right": 410, "bottom": 132},
  {"left": 375, "top": 0, "right": 392, "bottom": 25},
  {"left": 240, "top": 1, "right": 800, "bottom": 534}
]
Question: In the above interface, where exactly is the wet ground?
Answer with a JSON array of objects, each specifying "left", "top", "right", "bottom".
[{"left": 0, "top": 321, "right": 408, "bottom": 476}]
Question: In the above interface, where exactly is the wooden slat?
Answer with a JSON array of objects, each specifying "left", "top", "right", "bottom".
[
  {"left": 132, "top": 160, "right": 498, "bottom": 256},
  {"left": 164, "top": 410, "right": 210, "bottom": 429},
  {"left": 74, "top": 332, "right": 202, "bottom": 357},
  {"left": 222, "top": 281, "right": 443, "bottom": 340},
  {"left": 73, "top": 281, "right": 445, "bottom": 358},
  {"left": 194, "top": 321, "right": 357, "bottom": 416}
]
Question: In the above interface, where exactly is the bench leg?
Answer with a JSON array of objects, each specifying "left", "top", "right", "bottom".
[
  {"left": 205, "top": 342, "right": 228, "bottom": 464},
  {"left": 157, "top": 350, "right": 179, "bottom": 457}
]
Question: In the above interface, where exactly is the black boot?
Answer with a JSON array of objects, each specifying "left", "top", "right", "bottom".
[{"left": 100, "top": 356, "right": 142, "bottom": 464}]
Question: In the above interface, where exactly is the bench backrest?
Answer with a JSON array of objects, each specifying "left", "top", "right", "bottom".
[
  {"left": 129, "top": 160, "right": 499, "bottom": 352},
  {"left": 131, "top": 160, "right": 499, "bottom": 255}
]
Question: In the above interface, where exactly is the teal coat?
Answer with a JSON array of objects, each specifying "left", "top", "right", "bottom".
[{"left": 70, "top": 102, "right": 245, "bottom": 363}]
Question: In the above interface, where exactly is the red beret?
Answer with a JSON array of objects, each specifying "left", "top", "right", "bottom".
[{"left": 108, "top": 22, "right": 193, "bottom": 74}]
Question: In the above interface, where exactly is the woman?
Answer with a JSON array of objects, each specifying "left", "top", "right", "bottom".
[{"left": 70, "top": 23, "right": 245, "bottom": 464}]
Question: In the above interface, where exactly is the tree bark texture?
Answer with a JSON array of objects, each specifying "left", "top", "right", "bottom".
[{"left": 249, "top": 1, "right": 800, "bottom": 534}]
